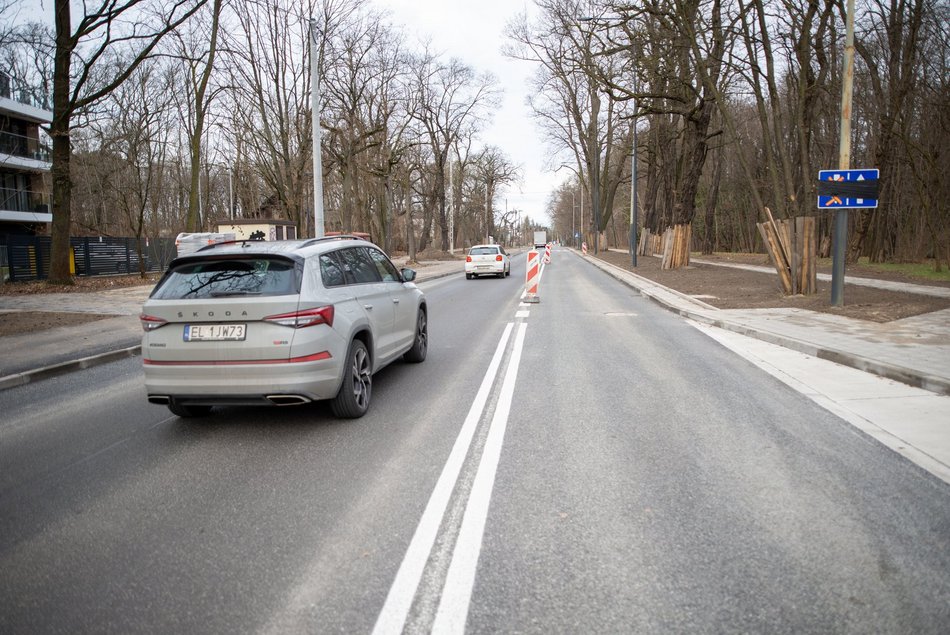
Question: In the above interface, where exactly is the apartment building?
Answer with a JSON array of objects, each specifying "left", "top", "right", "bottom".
[{"left": 0, "top": 71, "right": 52, "bottom": 237}]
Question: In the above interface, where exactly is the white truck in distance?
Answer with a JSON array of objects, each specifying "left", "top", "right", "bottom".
[{"left": 533, "top": 231, "right": 547, "bottom": 249}]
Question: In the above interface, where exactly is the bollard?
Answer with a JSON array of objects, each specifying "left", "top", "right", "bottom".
[{"left": 524, "top": 250, "right": 540, "bottom": 303}]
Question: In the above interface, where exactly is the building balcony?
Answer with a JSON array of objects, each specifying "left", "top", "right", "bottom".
[
  {"left": 0, "top": 187, "right": 52, "bottom": 224},
  {"left": 0, "top": 73, "right": 52, "bottom": 124},
  {"left": 0, "top": 130, "right": 52, "bottom": 171}
]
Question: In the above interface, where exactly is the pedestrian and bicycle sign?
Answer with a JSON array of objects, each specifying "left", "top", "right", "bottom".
[{"left": 817, "top": 168, "right": 879, "bottom": 209}]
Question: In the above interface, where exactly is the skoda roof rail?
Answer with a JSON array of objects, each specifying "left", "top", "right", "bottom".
[
  {"left": 299, "top": 234, "right": 370, "bottom": 249},
  {"left": 196, "top": 238, "right": 268, "bottom": 252}
]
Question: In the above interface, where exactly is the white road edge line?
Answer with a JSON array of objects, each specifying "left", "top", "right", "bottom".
[
  {"left": 371, "top": 323, "right": 515, "bottom": 635},
  {"left": 431, "top": 322, "right": 528, "bottom": 634}
]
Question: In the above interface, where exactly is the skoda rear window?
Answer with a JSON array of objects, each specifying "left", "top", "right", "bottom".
[{"left": 150, "top": 258, "right": 301, "bottom": 299}]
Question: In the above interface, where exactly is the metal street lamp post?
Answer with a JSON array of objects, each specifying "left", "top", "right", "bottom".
[
  {"left": 310, "top": 19, "right": 325, "bottom": 238},
  {"left": 630, "top": 113, "right": 638, "bottom": 266},
  {"left": 571, "top": 190, "right": 576, "bottom": 249},
  {"left": 592, "top": 141, "right": 601, "bottom": 255}
]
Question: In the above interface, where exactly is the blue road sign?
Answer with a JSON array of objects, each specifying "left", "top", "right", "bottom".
[{"left": 817, "top": 168, "right": 879, "bottom": 209}]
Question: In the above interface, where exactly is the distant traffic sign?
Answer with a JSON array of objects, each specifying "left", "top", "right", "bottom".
[{"left": 817, "top": 169, "right": 879, "bottom": 209}]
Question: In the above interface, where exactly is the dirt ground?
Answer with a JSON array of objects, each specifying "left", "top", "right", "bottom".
[
  {"left": 1, "top": 252, "right": 948, "bottom": 337},
  {"left": 0, "top": 273, "right": 161, "bottom": 296},
  {"left": 0, "top": 310, "right": 115, "bottom": 336},
  {"left": 594, "top": 250, "right": 950, "bottom": 323},
  {"left": 0, "top": 274, "right": 161, "bottom": 337}
]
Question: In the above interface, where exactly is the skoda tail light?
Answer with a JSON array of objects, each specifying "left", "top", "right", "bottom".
[
  {"left": 264, "top": 306, "right": 335, "bottom": 328},
  {"left": 139, "top": 314, "right": 168, "bottom": 332}
]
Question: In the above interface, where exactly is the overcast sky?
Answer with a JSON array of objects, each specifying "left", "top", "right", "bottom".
[
  {"left": 382, "top": 0, "right": 556, "bottom": 224},
  {"left": 17, "top": 0, "right": 559, "bottom": 224}
]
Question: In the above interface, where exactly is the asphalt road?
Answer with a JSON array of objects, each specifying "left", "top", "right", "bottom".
[{"left": 2, "top": 249, "right": 949, "bottom": 634}]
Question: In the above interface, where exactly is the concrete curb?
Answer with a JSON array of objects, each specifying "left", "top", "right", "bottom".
[
  {"left": 0, "top": 345, "right": 141, "bottom": 391},
  {"left": 414, "top": 267, "right": 460, "bottom": 283},
  {"left": 584, "top": 253, "right": 950, "bottom": 396}
]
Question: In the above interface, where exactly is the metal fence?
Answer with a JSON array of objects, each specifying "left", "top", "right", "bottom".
[{"left": 0, "top": 235, "right": 176, "bottom": 282}]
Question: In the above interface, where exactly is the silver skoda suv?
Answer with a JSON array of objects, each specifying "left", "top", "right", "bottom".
[{"left": 140, "top": 236, "right": 427, "bottom": 419}]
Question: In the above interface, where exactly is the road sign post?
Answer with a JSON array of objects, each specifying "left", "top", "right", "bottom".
[{"left": 816, "top": 168, "right": 880, "bottom": 305}]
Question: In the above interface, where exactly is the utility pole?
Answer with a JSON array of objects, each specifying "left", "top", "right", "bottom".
[
  {"left": 831, "top": 0, "right": 855, "bottom": 306},
  {"left": 448, "top": 159, "right": 454, "bottom": 254},
  {"left": 572, "top": 190, "right": 576, "bottom": 249},
  {"left": 485, "top": 183, "right": 490, "bottom": 244},
  {"left": 592, "top": 147, "right": 601, "bottom": 255},
  {"left": 630, "top": 115, "right": 638, "bottom": 266},
  {"left": 310, "top": 19, "right": 325, "bottom": 238}
]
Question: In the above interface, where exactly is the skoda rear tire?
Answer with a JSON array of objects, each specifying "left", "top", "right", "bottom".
[
  {"left": 403, "top": 308, "right": 428, "bottom": 363},
  {"left": 331, "top": 340, "right": 372, "bottom": 418}
]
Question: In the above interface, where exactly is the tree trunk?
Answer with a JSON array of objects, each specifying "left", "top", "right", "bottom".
[
  {"left": 186, "top": 142, "right": 203, "bottom": 232},
  {"left": 48, "top": 0, "right": 73, "bottom": 284},
  {"left": 701, "top": 146, "right": 723, "bottom": 255},
  {"left": 661, "top": 224, "right": 692, "bottom": 269},
  {"left": 436, "top": 156, "right": 449, "bottom": 251}
]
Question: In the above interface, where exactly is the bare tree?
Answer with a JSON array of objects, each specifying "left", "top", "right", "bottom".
[
  {"left": 408, "top": 48, "right": 499, "bottom": 251},
  {"left": 848, "top": 0, "right": 929, "bottom": 262},
  {"left": 356, "top": 26, "right": 415, "bottom": 252},
  {"left": 100, "top": 62, "right": 175, "bottom": 274},
  {"left": 165, "top": 0, "right": 224, "bottom": 232},
  {"left": 321, "top": 7, "right": 396, "bottom": 235},
  {"left": 506, "top": 0, "right": 634, "bottom": 254},
  {"left": 909, "top": 0, "right": 950, "bottom": 270},
  {"left": 223, "top": 0, "right": 315, "bottom": 231},
  {"left": 473, "top": 145, "right": 522, "bottom": 244},
  {"left": 47, "top": 0, "right": 209, "bottom": 283}
]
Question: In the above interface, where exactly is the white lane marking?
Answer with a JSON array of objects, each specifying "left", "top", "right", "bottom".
[
  {"left": 371, "top": 323, "right": 515, "bottom": 635},
  {"left": 431, "top": 322, "right": 528, "bottom": 634},
  {"left": 515, "top": 310, "right": 529, "bottom": 318}
]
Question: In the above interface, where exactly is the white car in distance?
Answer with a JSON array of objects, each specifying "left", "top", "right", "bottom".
[{"left": 465, "top": 244, "right": 510, "bottom": 279}]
